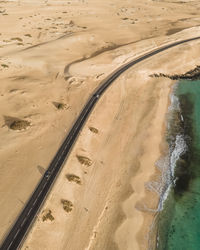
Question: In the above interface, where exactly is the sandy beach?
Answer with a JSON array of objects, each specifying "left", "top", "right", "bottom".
[{"left": 0, "top": 0, "right": 200, "bottom": 249}]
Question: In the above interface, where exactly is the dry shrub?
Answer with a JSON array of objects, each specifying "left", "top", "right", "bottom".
[
  {"left": 66, "top": 174, "right": 81, "bottom": 184},
  {"left": 11, "top": 37, "right": 23, "bottom": 42},
  {"left": 42, "top": 209, "right": 54, "bottom": 222},
  {"left": 89, "top": 127, "right": 98, "bottom": 134},
  {"left": 1, "top": 64, "right": 9, "bottom": 68},
  {"left": 53, "top": 102, "right": 67, "bottom": 110},
  {"left": 10, "top": 120, "right": 30, "bottom": 130},
  {"left": 76, "top": 155, "right": 92, "bottom": 166},
  {"left": 61, "top": 199, "right": 73, "bottom": 213}
]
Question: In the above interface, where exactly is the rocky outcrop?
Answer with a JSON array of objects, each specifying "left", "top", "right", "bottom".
[{"left": 150, "top": 65, "right": 200, "bottom": 81}]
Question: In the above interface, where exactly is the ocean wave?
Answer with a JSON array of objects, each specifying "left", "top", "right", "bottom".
[
  {"left": 168, "top": 92, "right": 180, "bottom": 111},
  {"left": 147, "top": 86, "right": 187, "bottom": 249},
  {"left": 157, "top": 88, "right": 187, "bottom": 211},
  {"left": 170, "top": 134, "right": 187, "bottom": 180}
]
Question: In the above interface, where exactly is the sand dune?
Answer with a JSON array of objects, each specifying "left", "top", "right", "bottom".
[{"left": 0, "top": 0, "right": 200, "bottom": 249}]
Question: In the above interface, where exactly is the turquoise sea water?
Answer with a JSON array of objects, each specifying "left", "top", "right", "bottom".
[{"left": 156, "top": 80, "right": 200, "bottom": 250}]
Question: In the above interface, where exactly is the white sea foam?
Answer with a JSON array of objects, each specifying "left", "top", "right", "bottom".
[
  {"left": 157, "top": 134, "right": 187, "bottom": 210},
  {"left": 148, "top": 85, "right": 189, "bottom": 249},
  {"left": 156, "top": 87, "right": 187, "bottom": 211},
  {"left": 168, "top": 93, "right": 180, "bottom": 111},
  {"left": 170, "top": 134, "right": 187, "bottom": 179},
  {"left": 146, "top": 85, "right": 188, "bottom": 214},
  {"left": 168, "top": 84, "right": 180, "bottom": 111}
]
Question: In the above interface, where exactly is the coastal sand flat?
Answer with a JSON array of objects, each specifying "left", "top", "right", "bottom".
[
  {"left": 22, "top": 39, "right": 200, "bottom": 250},
  {"left": 0, "top": 0, "right": 200, "bottom": 249}
]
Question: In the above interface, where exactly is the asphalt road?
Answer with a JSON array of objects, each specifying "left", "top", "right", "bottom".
[{"left": 1, "top": 35, "right": 200, "bottom": 250}]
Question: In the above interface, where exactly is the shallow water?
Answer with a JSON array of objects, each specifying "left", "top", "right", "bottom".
[{"left": 156, "top": 80, "right": 200, "bottom": 250}]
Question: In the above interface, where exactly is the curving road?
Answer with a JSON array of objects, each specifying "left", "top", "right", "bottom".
[{"left": 1, "top": 35, "right": 200, "bottom": 250}]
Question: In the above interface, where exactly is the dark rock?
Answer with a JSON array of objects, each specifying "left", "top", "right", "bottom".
[{"left": 150, "top": 65, "right": 200, "bottom": 81}]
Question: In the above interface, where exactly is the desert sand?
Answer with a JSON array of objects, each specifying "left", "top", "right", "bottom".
[{"left": 0, "top": 0, "right": 200, "bottom": 249}]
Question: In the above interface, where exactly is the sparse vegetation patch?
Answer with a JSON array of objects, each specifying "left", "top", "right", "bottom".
[
  {"left": 53, "top": 102, "right": 68, "bottom": 110},
  {"left": 1, "top": 64, "right": 9, "bottom": 68},
  {"left": 42, "top": 209, "right": 54, "bottom": 222},
  {"left": 61, "top": 199, "right": 73, "bottom": 212},
  {"left": 11, "top": 37, "right": 23, "bottom": 42},
  {"left": 66, "top": 174, "right": 81, "bottom": 184},
  {"left": 76, "top": 155, "right": 92, "bottom": 166},
  {"left": 10, "top": 120, "right": 30, "bottom": 130},
  {"left": 89, "top": 127, "right": 98, "bottom": 134}
]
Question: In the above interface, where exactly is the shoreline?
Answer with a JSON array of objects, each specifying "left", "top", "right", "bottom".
[
  {"left": 157, "top": 79, "right": 200, "bottom": 249},
  {"left": 146, "top": 82, "right": 178, "bottom": 250},
  {"left": 135, "top": 80, "right": 174, "bottom": 250},
  {"left": 148, "top": 79, "right": 193, "bottom": 249}
]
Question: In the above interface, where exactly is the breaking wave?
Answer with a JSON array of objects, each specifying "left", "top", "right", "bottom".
[
  {"left": 148, "top": 84, "right": 189, "bottom": 250},
  {"left": 158, "top": 85, "right": 187, "bottom": 210}
]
